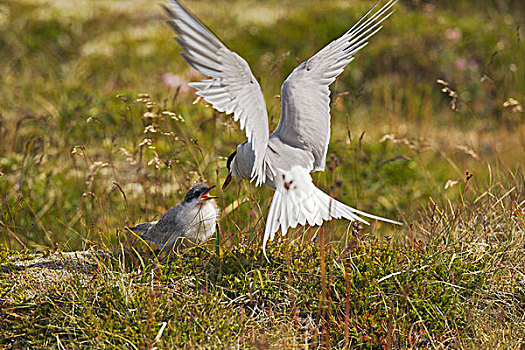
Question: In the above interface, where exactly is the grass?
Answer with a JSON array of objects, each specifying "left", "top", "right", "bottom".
[{"left": 0, "top": 0, "right": 524, "bottom": 347}]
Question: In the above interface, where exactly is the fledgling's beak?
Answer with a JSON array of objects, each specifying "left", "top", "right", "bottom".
[
  {"left": 200, "top": 185, "right": 218, "bottom": 200},
  {"left": 222, "top": 172, "right": 233, "bottom": 190}
]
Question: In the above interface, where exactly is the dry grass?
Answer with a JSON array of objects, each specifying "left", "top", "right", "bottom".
[{"left": 0, "top": 0, "right": 524, "bottom": 347}]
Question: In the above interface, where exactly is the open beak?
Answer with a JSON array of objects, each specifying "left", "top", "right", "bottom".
[
  {"left": 200, "top": 185, "right": 218, "bottom": 200},
  {"left": 222, "top": 172, "right": 233, "bottom": 190}
]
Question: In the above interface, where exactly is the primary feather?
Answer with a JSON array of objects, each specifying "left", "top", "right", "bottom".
[
  {"left": 275, "top": 0, "right": 397, "bottom": 171},
  {"left": 164, "top": 1, "right": 269, "bottom": 186}
]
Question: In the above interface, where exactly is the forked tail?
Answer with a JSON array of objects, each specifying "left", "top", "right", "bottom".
[{"left": 262, "top": 183, "right": 401, "bottom": 261}]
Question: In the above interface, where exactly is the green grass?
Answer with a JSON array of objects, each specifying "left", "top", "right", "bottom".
[
  {"left": 2, "top": 203, "right": 525, "bottom": 348},
  {"left": 1, "top": 0, "right": 524, "bottom": 347}
]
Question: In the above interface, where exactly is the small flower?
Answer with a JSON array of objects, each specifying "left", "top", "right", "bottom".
[
  {"left": 147, "top": 152, "right": 163, "bottom": 169},
  {"left": 143, "top": 111, "right": 157, "bottom": 119},
  {"left": 86, "top": 116, "right": 100, "bottom": 123},
  {"left": 162, "top": 73, "right": 190, "bottom": 93},
  {"left": 503, "top": 98, "right": 523, "bottom": 113},
  {"left": 437, "top": 79, "right": 459, "bottom": 111},
  {"left": 456, "top": 58, "right": 467, "bottom": 70},
  {"left": 144, "top": 124, "right": 159, "bottom": 134},
  {"left": 71, "top": 146, "right": 85, "bottom": 155},
  {"left": 444, "top": 180, "right": 459, "bottom": 189},
  {"left": 89, "top": 161, "right": 108, "bottom": 172},
  {"left": 192, "top": 96, "right": 202, "bottom": 105},
  {"left": 139, "top": 138, "right": 153, "bottom": 147},
  {"left": 445, "top": 28, "right": 462, "bottom": 42},
  {"left": 379, "top": 134, "right": 395, "bottom": 143},
  {"left": 114, "top": 148, "right": 137, "bottom": 165}
]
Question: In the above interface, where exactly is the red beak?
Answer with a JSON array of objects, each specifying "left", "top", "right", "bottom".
[
  {"left": 200, "top": 185, "right": 218, "bottom": 200},
  {"left": 222, "top": 172, "right": 233, "bottom": 190}
]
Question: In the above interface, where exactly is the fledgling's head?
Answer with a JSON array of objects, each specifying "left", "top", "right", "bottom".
[{"left": 184, "top": 183, "right": 217, "bottom": 205}]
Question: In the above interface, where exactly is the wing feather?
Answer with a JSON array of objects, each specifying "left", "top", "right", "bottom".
[
  {"left": 273, "top": 0, "right": 397, "bottom": 171},
  {"left": 165, "top": 0, "right": 269, "bottom": 185}
]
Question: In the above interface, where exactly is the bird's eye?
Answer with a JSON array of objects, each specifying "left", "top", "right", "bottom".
[{"left": 185, "top": 189, "right": 199, "bottom": 201}]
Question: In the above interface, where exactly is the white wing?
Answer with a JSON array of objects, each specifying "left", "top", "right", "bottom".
[
  {"left": 164, "top": 0, "right": 269, "bottom": 185},
  {"left": 273, "top": 0, "right": 397, "bottom": 171},
  {"left": 262, "top": 165, "right": 401, "bottom": 260}
]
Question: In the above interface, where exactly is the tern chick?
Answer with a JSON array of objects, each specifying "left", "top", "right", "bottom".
[
  {"left": 164, "top": 0, "right": 401, "bottom": 258},
  {"left": 128, "top": 183, "right": 219, "bottom": 252}
]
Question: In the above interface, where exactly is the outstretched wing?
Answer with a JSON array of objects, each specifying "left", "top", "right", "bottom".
[
  {"left": 273, "top": 0, "right": 397, "bottom": 171},
  {"left": 262, "top": 165, "right": 401, "bottom": 260},
  {"left": 164, "top": 0, "right": 269, "bottom": 185}
]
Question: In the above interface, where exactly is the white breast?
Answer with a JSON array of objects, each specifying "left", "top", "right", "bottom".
[{"left": 183, "top": 200, "right": 219, "bottom": 243}]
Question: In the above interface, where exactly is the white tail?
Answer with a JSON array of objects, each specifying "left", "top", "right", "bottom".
[{"left": 262, "top": 181, "right": 401, "bottom": 261}]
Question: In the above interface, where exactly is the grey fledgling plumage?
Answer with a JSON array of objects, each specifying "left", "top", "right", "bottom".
[
  {"left": 128, "top": 184, "right": 219, "bottom": 252},
  {"left": 164, "top": 0, "right": 401, "bottom": 259}
]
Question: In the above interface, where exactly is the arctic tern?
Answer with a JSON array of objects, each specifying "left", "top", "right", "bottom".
[
  {"left": 163, "top": 0, "right": 401, "bottom": 258},
  {"left": 128, "top": 183, "right": 219, "bottom": 252}
]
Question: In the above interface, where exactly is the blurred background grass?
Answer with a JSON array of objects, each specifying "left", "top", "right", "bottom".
[{"left": 0, "top": 0, "right": 523, "bottom": 250}]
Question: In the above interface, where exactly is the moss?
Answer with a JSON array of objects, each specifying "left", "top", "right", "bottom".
[{"left": 0, "top": 240, "right": 499, "bottom": 348}]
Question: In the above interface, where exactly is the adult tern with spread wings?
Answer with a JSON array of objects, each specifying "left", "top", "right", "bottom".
[{"left": 163, "top": 0, "right": 401, "bottom": 258}]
